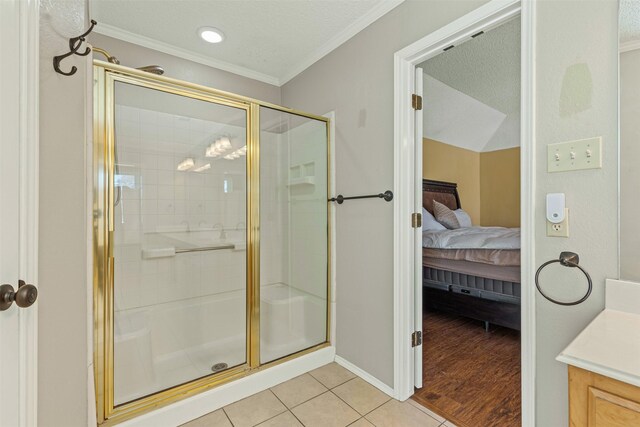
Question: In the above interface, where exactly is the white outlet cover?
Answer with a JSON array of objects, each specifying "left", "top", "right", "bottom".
[{"left": 547, "top": 136, "right": 602, "bottom": 172}]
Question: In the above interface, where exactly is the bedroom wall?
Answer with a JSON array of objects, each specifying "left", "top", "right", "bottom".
[
  {"left": 619, "top": 48, "right": 640, "bottom": 282},
  {"left": 480, "top": 147, "right": 520, "bottom": 227},
  {"left": 423, "top": 138, "right": 481, "bottom": 225},
  {"left": 423, "top": 138, "right": 520, "bottom": 227}
]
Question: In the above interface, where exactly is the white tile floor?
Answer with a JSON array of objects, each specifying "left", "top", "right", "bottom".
[{"left": 182, "top": 362, "right": 457, "bottom": 427}]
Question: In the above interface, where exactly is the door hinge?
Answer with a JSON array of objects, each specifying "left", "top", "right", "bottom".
[
  {"left": 411, "top": 212, "right": 422, "bottom": 228},
  {"left": 412, "top": 331, "right": 422, "bottom": 347},
  {"left": 412, "top": 94, "right": 423, "bottom": 110}
]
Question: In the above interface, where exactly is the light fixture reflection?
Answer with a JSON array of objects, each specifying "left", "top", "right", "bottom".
[
  {"left": 194, "top": 163, "right": 211, "bottom": 172},
  {"left": 222, "top": 145, "right": 247, "bottom": 160},
  {"left": 177, "top": 158, "right": 195, "bottom": 171}
]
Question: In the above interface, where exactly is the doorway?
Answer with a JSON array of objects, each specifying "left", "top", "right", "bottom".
[
  {"left": 414, "top": 16, "right": 522, "bottom": 426},
  {"left": 392, "top": 0, "right": 535, "bottom": 425}
]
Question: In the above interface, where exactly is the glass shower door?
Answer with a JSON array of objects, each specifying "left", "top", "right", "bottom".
[
  {"left": 259, "top": 107, "right": 329, "bottom": 363},
  {"left": 111, "top": 81, "right": 249, "bottom": 405}
]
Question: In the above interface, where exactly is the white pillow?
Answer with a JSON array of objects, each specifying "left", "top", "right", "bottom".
[
  {"left": 422, "top": 207, "right": 446, "bottom": 231},
  {"left": 453, "top": 209, "right": 472, "bottom": 228}
]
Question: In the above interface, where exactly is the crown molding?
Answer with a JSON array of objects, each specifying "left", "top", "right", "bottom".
[
  {"left": 279, "top": 0, "right": 405, "bottom": 85},
  {"left": 93, "top": 0, "right": 405, "bottom": 87},
  {"left": 93, "top": 23, "right": 281, "bottom": 86},
  {"left": 620, "top": 39, "right": 640, "bottom": 53}
]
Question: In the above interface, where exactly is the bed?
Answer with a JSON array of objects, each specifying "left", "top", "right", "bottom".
[{"left": 422, "top": 179, "right": 521, "bottom": 331}]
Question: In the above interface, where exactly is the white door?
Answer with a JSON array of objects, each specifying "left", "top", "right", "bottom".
[
  {"left": 0, "top": 1, "right": 39, "bottom": 425},
  {"left": 413, "top": 67, "right": 423, "bottom": 388}
]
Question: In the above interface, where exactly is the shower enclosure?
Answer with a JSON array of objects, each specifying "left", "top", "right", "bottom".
[{"left": 93, "top": 61, "right": 330, "bottom": 424}]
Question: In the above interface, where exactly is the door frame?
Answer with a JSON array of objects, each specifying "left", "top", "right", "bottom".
[
  {"left": 0, "top": 0, "right": 40, "bottom": 424},
  {"left": 392, "top": 0, "right": 536, "bottom": 426}
]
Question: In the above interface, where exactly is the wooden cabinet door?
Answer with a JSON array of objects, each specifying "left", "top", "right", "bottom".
[{"left": 588, "top": 387, "right": 640, "bottom": 427}]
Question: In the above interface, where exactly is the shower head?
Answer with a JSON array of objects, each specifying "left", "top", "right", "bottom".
[
  {"left": 136, "top": 65, "right": 165, "bottom": 75},
  {"left": 92, "top": 47, "right": 164, "bottom": 75}
]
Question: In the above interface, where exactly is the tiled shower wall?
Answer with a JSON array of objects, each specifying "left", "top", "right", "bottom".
[{"left": 113, "top": 104, "right": 250, "bottom": 312}]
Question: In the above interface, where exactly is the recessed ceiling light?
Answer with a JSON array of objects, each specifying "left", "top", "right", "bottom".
[{"left": 198, "top": 27, "right": 224, "bottom": 44}]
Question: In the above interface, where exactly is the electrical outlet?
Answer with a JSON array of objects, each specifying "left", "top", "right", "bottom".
[{"left": 547, "top": 208, "right": 569, "bottom": 237}]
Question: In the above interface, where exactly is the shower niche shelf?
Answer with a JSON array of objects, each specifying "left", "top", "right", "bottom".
[
  {"left": 288, "top": 162, "right": 316, "bottom": 188},
  {"left": 287, "top": 176, "right": 315, "bottom": 187}
]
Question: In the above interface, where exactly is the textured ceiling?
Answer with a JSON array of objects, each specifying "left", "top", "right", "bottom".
[
  {"left": 89, "top": 0, "right": 401, "bottom": 85},
  {"left": 620, "top": 0, "right": 640, "bottom": 44},
  {"left": 418, "top": 17, "right": 520, "bottom": 117},
  {"left": 419, "top": 17, "right": 521, "bottom": 153},
  {"left": 423, "top": 75, "right": 506, "bottom": 152}
]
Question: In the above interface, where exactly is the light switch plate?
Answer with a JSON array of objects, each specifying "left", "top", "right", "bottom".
[{"left": 547, "top": 137, "right": 602, "bottom": 172}]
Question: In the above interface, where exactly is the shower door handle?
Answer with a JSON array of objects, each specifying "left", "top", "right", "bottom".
[{"left": 0, "top": 280, "right": 38, "bottom": 311}]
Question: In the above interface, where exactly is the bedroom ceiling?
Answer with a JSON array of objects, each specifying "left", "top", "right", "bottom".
[
  {"left": 419, "top": 17, "right": 521, "bottom": 153},
  {"left": 89, "top": 0, "right": 403, "bottom": 86},
  {"left": 620, "top": 0, "right": 640, "bottom": 44},
  {"left": 419, "top": 18, "right": 520, "bottom": 118}
]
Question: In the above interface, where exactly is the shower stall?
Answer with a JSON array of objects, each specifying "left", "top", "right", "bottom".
[{"left": 93, "top": 61, "right": 330, "bottom": 424}]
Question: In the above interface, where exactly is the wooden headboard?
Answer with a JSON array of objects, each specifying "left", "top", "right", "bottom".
[{"left": 422, "top": 179, "right": 461, "bottom": 215}]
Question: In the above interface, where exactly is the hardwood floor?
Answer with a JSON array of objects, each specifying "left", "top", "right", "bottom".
[{"left": 412, "top": 308, "right": 521, "bottom": 427}]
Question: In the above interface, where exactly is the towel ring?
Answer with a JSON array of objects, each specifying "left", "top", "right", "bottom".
[{"left": 535, "top": 251, "right": 592, "bottom": 306}]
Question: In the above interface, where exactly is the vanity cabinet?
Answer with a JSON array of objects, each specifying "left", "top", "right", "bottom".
[{"left": 569, "top": 366, "right": 640, "bottom": 426}]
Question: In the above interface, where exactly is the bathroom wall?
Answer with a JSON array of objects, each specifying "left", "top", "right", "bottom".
[
  {"left": 38, "top": 0, "right": 89, "bottom": 424},
  {"left": 282, "top": 2, "right": 619, "bottom": 427},
  {"left": 534, "top": 1, "right": 618, "bottom": 425},
  {"left": 619, "top": 48, "right": 640, "bottom": 282},
  {"left": 282, "top": 0, "right": 492, "bottom": 388}
]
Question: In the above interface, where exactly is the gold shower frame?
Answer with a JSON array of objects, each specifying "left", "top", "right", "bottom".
[{"left": 93, "top": 60, "right": 331, "bottom": 425}]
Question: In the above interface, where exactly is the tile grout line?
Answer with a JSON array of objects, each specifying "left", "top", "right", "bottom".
[
  {"left": 307, "top": 367, "right": 356, "bottom": 390},
  {"left": 329, "top": 377, "right": 393, "bottom": 417},
  {"left": 267, "top": 388, "right": 306, "bottom": 426},
  {"left": 221, "top": 407, "right": 235, "bottom": 427},
  {"left": 326, "top": 381, "right": 392, "bottom": 423},
  {"left": 270, "top": 378, "right": 329, "bottom": 412}
]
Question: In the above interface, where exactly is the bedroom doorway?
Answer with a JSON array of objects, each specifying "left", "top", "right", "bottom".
[
  {"left": 393, "top": 0, "right": 535, "bottom": 426},
  {"left": 415, "top": 16, "right": 522, "bottom": 427}
]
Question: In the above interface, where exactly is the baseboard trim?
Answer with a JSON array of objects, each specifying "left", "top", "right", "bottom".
[
  {"left": 121, "top": 346, "right": 336, "bottom": 427},
  {"left": 334, "top": 355, "right": 395, "bottom": 397}
]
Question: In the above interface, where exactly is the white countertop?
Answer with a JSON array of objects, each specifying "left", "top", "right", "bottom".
[{"left": 556, "top": 279, "right": 640, "bottom": 387}]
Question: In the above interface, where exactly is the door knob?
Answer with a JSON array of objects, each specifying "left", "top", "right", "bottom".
[{"left": 0, "top": 280, "right": 38, "bottom": 311}]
